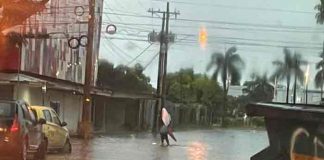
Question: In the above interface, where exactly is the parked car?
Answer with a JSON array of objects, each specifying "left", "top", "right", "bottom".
[
  {"left": 30, "top": 106, "right": 71, "bottom": 153},
  {"left": 0, "top": 100, "right": 47, "bottom": 160}
]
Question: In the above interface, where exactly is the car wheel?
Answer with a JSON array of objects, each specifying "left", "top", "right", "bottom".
[{"left": 61, "top": 139, "right": 72, "bottom": 154}]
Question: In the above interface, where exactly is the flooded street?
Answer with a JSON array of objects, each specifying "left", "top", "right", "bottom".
[{"left": 47, "top": 128, "right": 268, "bottom": 160}]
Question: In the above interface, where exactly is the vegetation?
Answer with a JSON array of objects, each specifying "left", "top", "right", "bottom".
[
  {"left": 315, "top": 52, "right": 324, "bottom": 99},
  {"left": 206, "top": 46, "right": 245, "bottom": 124},
  {"left": 206, "top": 46, "right": 245, "bottom": 93},
  {"left": 315, "top": 0, "right": 324, "bottom": 24},
  {"left": 97, "top": 59, "right": 153, "bottom": 92},
  {"left": 166, "top": 68, "right": 224, "bottom": 124},
  {"left": 243, "top": 73, "right": 274, "bottom": 103},
  {"left": 271, "top": 48, "right": 307, "bottom": 103}
]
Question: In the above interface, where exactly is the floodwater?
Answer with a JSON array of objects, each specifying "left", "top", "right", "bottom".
[{"left": 47, "top": 128, "right": 268, "bottom": 160}]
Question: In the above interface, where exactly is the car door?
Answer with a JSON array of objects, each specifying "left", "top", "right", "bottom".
[
  {"left": 42, "top": 109, "right": 58, "bottom": 148},
  {"left": 21, "top": 103, "right": 42, "bottom": 149},
  {"left": 49, "top": 109, "right": 67, "bottom": 148}
]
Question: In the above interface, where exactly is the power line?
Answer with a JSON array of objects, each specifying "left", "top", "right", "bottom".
[
  {"left": 104, "top": 36, "right": 148, "bottom": 42},
  {"left": 108, "top": 40, "right": 135, "bottom": 60},
  {"left": 152, "top": 0, "right": 315, "bottom": 14},
  {"left": 101, "top": 11, "right": 157, "bottom": 19},
  {"left": 174, "top": 18, "right": 323, "bottom": 30},
  {"left": 101, "top": 34, "right": 135, "bottom": 61},
  {"left": 177, "top": 33, "right": 323, "bottom": 46},
  {"left": 175, "top": 40, "right": 322, "bottom": 50},
  {"left": 100, "top": 11, "right": 324, "bottom": 30},
  {"left": 101, "top": 41, "right": 129, "bottom": 62},
  {"left": 105, "top": 21, "right": 324, "bottom": 34},
  {"left": 103, "top": 0, "right": 154, "bottom": 51},
  {"left": 103, "top": 24, "right": 152, "bottom": 32},
  {"left": 102, "top": 36, "right": 322, "bottom": 51},
  {"left": 31, "top": 9, "right": 324, "bottom": 31},
  {"left": 143, "top": 52, "right": 159, "bottom": 70},
  {"left": 127, "top": 43, "right": 154, "bottom": 66}
]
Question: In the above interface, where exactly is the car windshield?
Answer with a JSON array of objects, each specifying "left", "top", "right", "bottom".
[{"left": 0, "top": 102, "right": 15, "bottom": 118}]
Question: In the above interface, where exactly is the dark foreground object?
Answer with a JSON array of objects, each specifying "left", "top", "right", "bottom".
[{"left": 246, "top": 103, "right": 324, "bottom": 160}]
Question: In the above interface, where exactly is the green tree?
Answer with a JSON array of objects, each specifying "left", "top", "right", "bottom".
[
  {"left": 97, "top": 59, "right": 114, "bottom": 87},
  {"left": 315, "top": 52, "right": 324, "bottom": 99},
  {"left": 243, "top": 73, "right": 274, "bottom": 102},
  {"left": 191, "top": 75, "right": 223, "bottom": 107},
  {"left": 206, "top": 46, "right": 245, "bottom": 93},
  {"left": 315, "top": 0, "right": 324, "bottom": 24},
  {"left": 206, "top": 46, "right": 244, "bottom": 124},
  {"left": 272, "top": 48, "right": 307, "bottom": 103},
  {"left": 97, "top": 59, "right": 152, "bottom": 92},
  {"left": 166, "top": 68, "right": 195, "bottom": 103},
  {"left": 166, "top": 69, "right": 224, "bottom": 124}
]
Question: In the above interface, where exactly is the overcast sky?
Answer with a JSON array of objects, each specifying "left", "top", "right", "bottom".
[{"left": 99, "top": 0, "right": 324, "bottom": 89}]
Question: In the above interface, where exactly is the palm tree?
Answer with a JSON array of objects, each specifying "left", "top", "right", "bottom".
[
  {"left": 206, "top": 46, "right": 244, "bottom": 124},
  {"left": 315, "top": 0, "right": 324, "bottom": 24},
  {"left": 315, "top": 52, "right": 324, "bottom": 99},
  {"left": 207, "top": 46, "right": 245, "bottom": 94},
  {"left": 272, "top": 48, "right": 307, "bottom": 103}
]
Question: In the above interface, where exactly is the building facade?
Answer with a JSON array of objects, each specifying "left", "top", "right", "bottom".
[{"left": 0, "top": 0, "right": 104, "bottom": 135}]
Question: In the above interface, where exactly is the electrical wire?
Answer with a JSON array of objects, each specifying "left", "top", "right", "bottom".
[
  {"left": 143, "top": 52, "right": 159, "bottom": 71},
  {"left": 127, "top": 43, "right": 154, "bottom": 66},
  {"left": 175, "top": 40, "right": 322, "bottom": 50},
  {"left": 152, "top": 0, "right": 315, "bottom": 14},
  {"left": 104, "top": 21, "right": 324, "bottom": 34},
  {"left": 109, "top": 40, "right": 135, "bottom": 60},
  {"left": 101, "top": 40, "right": 129, "bottom": 62},
  {"left": 101, "top": 34, "right": 135, "bottom": 61},
  {"left": 99, "top": 11, "right": 324, "bottom": 30},
  {"left": 176, "top": 33, "right": 323, "bottom": 46}
]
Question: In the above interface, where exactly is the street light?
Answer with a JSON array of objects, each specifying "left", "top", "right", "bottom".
[{"left": 304, "top": 64, "right": 310, "bottom": 104}]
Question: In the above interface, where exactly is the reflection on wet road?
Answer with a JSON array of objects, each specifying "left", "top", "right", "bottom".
[{"left": 47, "top": 129, "right": 267, "bottom": 160}]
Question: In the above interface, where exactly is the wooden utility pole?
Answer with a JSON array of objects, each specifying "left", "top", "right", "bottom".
[
  {"left": 149, "top": 2, "right": 179, "bottom": 132},
  {"left": 151, "top": 13, "right": 165, "bottom": 133},
  {"left": 162, "top": 3, "right": 170, "bottom": 105},
  {"left": 293, "top": 58, "right": 298, "bottom": 104},
  {"left": 80, "top": 0, "right": 96, "bottom": 139}
]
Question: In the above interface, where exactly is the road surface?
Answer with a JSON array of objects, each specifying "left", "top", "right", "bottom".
[{"left": 47, "top": 128, "right": 267, "bottom": 160}]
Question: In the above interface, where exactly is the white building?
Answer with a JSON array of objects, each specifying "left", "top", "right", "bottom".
[{"left": 0, "top": 0, "right": 104, "bottom": 135}]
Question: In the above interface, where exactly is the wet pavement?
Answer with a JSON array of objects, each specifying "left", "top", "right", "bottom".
[{"left": 47, "top": 128, "right": 268, "bottom": 160}]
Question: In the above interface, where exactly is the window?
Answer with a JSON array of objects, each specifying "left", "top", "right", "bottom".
[
  {"left": 21, "top": 104, "right": 31, "bottom": 121},
  {"left": 31, "top": 109, "right": 38, "bottom": 120},
  {"left": 0, "top": 102, "right": 15, "bottom": 117},
  {"left": 43, "top": 110, "right": 52, "bottom": 122},
  {"left": 27, "top": 107, "right": 36, "bottom": 124},
  {"left": 50, "top": 110, "right": 61, "bottom": 126}
]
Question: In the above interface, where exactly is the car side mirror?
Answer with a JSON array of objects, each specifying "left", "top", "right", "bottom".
[
  {"left": 61, "top": 122, "right": 67, "bottom": 127},
  {"left": 39, "top": 118, "right": 46, "bottom": 125}
]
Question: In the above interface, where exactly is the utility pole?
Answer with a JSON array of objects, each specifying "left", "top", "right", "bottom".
[
  {"left": 293, "top": 57, "right": 298, "bottom": 104},
  {"left": 162, "top": 3, "right": 170, "bottom": 105},
  {"left": 80, "top": 0, "right": 96, "bottom": 139},
  {"left": 152, "top": 13, "right": 165, "bottom": 133},
  {"left": 148, "top": 2, "right": 179, "bottom": 132}
]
